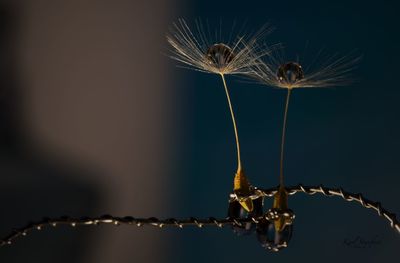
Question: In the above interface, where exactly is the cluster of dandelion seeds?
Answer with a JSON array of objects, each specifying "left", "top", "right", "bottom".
[
  {"left": 166, "top": 18, "right": 361, "bottom": 252},
  {"left": 1, "top": 19, "right": 399, "bottom": 255}
]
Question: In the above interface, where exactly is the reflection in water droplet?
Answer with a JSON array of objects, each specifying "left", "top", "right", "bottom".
[
  {"left": 206, "top": 43, "right": 235, "bottom": 70},
  {"left": 256, "top": 219, "right": 293, "bottom": 252},
  {"left": 227, "top": 197, "right": 263, "bottom": 236},
  {"left": 277, "top": 62, "right": 304, "bottom": 86}
]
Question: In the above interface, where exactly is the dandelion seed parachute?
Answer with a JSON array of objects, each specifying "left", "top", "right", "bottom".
[
  {"left": 166, "top": 18, "right": 273, "bottom": 75},
  {"left": 250, "top": 49, "right": 361, "bottom": 251},
  {"left": 250, "top": 49, "right": 361, "bottom": 188},
  {"left": 167, "top": 19, "right": 275, "bottom": 214},
  {"left": 251, "top": 49, "right": 361, "bottom": 89}
]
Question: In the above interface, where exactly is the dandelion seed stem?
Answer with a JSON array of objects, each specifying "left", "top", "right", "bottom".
[
  {"left": 280, "top": 88, "right": 292, "bottom": 187},
  {"left": 220, "top": 74, "right": 242, "bottom": 171}
]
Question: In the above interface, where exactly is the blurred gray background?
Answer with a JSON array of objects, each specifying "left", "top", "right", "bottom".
[{"left": 0, "top": 0, "right": 398, "bottom": 262}]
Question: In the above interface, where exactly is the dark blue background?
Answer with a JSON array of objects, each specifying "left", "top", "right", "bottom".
[
  {"left": 0, "top": 0, "right": 398, "bottom": 262},
  {"left": 168, "top": 0, "right": 399, "bottom": 262}
]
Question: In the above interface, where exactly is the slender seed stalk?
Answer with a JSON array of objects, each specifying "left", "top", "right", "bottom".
[
  {"left": 220, "top": 74, "right": 242, "bottom": 172},
  {"left": 280, "top": 88, "right": 292, "bottom": 187}
]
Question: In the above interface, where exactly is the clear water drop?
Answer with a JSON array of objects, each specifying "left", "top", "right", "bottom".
[
  {"left": 256, "top": 219, "right": 293, "bottom": 252},
  {"left": 206, "top": 43, "right": 235, "bottom": 70},
  {"left": 227, "top": 197, "right": 263, "bottom": 236},
  {"left": 277, "top": 62, "right": 304, "bottom": 86}
]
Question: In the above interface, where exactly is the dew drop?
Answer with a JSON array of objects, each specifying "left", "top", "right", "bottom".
[
  {"left": 206, "top": 43, "right": 235, "bottom": 70},
  {"left": 256, "top": 219, "right": 293, "bottom": 252},
  {"left": 277, "top": 62, "right": 304, "bottom": 86},
  {"left": 227, "top": 197, "right": 263, "bottom": 236}
]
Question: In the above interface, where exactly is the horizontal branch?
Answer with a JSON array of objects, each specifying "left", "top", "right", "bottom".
[
  {"left": 255, "top": 184, "right": 400, "bottom": 233},
  {"left": 1, "top": 184, "right": 398, "bottom": 248},
  {"left": 0, "top": 215, "right": 262, "bottom": 247}
]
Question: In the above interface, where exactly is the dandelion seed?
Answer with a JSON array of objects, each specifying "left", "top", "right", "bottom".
[
  {"left": 252, "top": 50, "right": 361, "bottom": 89},
  {"left": 277, "top": 62, "right": 304, "bottom": 86},
  {"left": 167, "top": 19, "right": 271, "bottom": 75},
  {"left": 167, "top": 19, "right": 273, "bottom": 212},
  {"left": 251, "top": 50, "right": 359, "bottom": 250},
  {"left": 252, "top": 50, "right": 360, "bottom": 188}
]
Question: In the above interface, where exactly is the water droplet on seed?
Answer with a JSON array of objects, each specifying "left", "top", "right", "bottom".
[
  {"left": 277, "top": 62, "right": 304, "bottom": 86},
  {"left": 227, "top": 197, "right": 263, "bottom": 236},
  {"left": 256, "top": 219, "right": 293, "bottom": 252},
  {"left": 206, "top": 43, "right": 235, "bottom": 70}
]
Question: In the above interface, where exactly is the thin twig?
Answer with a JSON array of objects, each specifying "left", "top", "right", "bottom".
[{"left": 1, "top": 184, "right": 398, "bottom": 248}]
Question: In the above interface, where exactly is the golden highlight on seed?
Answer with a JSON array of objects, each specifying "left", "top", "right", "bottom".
[
  {"left": 233, "top": 168, "right": 253, "bottom": 212},
  {"left": 272, "top": 186, "right": 289, "bottom": 232}
]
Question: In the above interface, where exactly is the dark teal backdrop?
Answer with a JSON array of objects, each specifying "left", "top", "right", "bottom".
[
  {"left": 0, "top": 1, "right": 397, "bottom": 262},
  {"left": 168, "top": 0, "right": 399, "bottom": 262}
]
